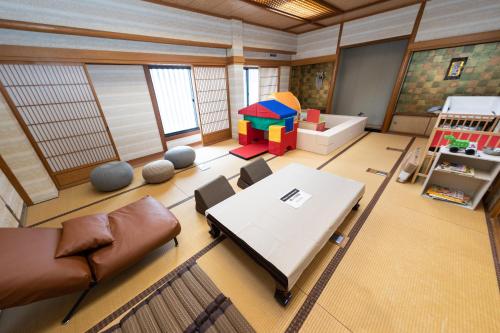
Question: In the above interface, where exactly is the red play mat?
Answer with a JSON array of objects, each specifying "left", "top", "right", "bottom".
[{"left": 229, "top": 142, "right": 269, "bottom": 160}]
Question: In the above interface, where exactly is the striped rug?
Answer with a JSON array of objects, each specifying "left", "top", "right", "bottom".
[{"left": 103, "top": 264, "right": 254, "bottom": 333}]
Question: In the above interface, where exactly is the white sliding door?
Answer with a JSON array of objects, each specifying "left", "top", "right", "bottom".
[{"left": 192, "top": 66, "right": 231, "bottom": 145}]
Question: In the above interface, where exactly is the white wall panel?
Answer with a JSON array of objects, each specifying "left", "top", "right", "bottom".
[
  {"left": 415, "top": 0, "right": 500, "bottom": 42},
  {"left": 0, "top": 29, "right": 227, "bottom": 57},
  {"left": 0, "top": 0, "right": 232, "bottom": 45},
  {"left": 279, "top": 66, "right": 291, "bottom": 92},
  {"left": 87, "top": 65, "right": 164, "bottom": 161},
  {"left": 341, "top": 5, "right": 419, "bottom": 47},
  {"left": 0, "top": 168, "right": 24, "bottom": 220},
  {"left": 0, "top": 94, "right": 58, "bottom": 203},
  {"left": 243, "top": 23, "right": 297, "bottom": 53},
  {"left": 294, "top": 25, "right": 340, "bottom": 60}
]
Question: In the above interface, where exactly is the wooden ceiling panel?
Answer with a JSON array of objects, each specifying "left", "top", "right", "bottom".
[
  {"left": 144, "top": 0, "right": 420, "bottom": 34},
  {"left": 316, "top": 0, "right": 419, "bottom": 26},
  {"left": 288, "top": 23, "right": 319, "bottom": 34},
  {"left": 324, "top": 0, "right": 383, "bottom": 11}
]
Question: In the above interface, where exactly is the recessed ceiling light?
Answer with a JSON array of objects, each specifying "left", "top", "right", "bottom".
[{"left": 249, "top": 0, "right": 337, "bottom": 20}]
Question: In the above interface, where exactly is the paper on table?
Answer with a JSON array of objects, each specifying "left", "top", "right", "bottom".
[{"left": 280, "top": 188, "right": 312, "bottom": 209}]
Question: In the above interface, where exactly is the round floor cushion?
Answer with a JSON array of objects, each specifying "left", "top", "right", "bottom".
[
  {"left": 142, "top": 160, "right": 174, "bottom": 184},
  {"left": 164, "top": 146, "right": 196, "bottom": 169},
  {"left": 90, "top": 161, "right": 134, "bottom": 192}
]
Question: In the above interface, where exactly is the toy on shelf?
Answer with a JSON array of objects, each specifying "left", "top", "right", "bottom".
[
  {"left": 299, "top": 109, "right": 326, "bottom": 131},
  {"left": 230, "top": 93, "right": 299, "bottom": 160},
  {"left": 445, "top": 135, "right": 477, "bottom": 155}
]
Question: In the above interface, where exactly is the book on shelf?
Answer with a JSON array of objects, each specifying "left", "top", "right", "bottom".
[
  {"left": 425, "top": 185, "right": 471, "bottom": 206},
  {"left": 435, "top": 161, "right": 474, "bottom": 176}
]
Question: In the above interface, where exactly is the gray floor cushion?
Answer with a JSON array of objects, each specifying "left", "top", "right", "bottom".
[
  {"left": 142, "top": 160, "right": 174, "bottom": 184},
  {"left": 164, "top": 146, "right": 196, "bottom": 169},
  {"left": 90, "top": 161, "right": 134, "bottom": 192}
]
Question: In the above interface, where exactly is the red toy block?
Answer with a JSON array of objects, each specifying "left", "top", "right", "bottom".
[{"left": 306, "top": 109, "right": 321, "bottom": 123}]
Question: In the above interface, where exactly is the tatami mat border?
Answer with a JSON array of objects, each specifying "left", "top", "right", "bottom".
[
  {"left": 87, "top": 235, "right": 227, "bottom": 333},
  {"left": 285, "top": 137, "right": 415, "bottom": 332}
]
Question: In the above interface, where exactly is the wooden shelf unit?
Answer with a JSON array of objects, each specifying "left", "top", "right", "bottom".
[
  {"left": 422, "top": 147, "right": 500, "bottom": 210},
  {"left": 411, "top": 113, "right": 499, "bottom": 183}
]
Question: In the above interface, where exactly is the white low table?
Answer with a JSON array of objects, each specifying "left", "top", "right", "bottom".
[{"left": 206, "top": 163, "right": 365, "bottom": 305}]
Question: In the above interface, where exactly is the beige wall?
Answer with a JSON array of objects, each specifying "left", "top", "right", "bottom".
[
  {"left": 87, "top": 65, "right": 164, "bottom": 161},
  {"left": 0, "top": 94, "right": 58, "bottom": 203}
]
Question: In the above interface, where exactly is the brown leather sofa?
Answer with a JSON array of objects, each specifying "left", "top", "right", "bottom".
[{"left": 0, "top": 196, "right": 181, "bottom": 324}]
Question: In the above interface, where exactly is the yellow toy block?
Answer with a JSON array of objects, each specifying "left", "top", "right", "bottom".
[
  {"left": 238, "top": 119, "right": 249, "bottom": 135},
  {"left": 269, "top": 125, "right": 284, "bottom": 142}
]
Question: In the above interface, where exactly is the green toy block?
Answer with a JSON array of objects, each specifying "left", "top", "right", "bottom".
[{"left": 243, "top": 115, "right": 285, "bottom": 131}]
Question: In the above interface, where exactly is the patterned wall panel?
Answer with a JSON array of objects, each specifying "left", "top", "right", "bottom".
[
  {"left": 340, "top": 5, "right": 419, "bottom": 47},
  {"left": 290, "top": 62, "right": 334, "bottom": 110},
  {"left": 395, "top": 42, "right": 500, "bottom": 115},
  {"left": 0, "top": 0, "right": 232, "bottom": 45},
  {"left": 87, "top": 65, "right": 164, "bottom": 161},
  {"left": 294, "top": 25, "right": 340, "bottom": 60},
  {"left": 416, "top": 0, "right": 500, "bottom": 42},
  {"left": 0, "top": 94, "right": 58, "bottom": 203}
]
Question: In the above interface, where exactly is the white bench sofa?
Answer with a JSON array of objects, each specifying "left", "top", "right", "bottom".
[{"left": 297, "top": 114, "right": 367, "bottom": 155}]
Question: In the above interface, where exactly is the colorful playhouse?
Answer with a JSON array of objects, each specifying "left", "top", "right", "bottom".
[{"left": 230, "top": 98, "right": 299, "bottom": 159}]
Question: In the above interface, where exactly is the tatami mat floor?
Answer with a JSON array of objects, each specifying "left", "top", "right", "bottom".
[{"left": 1, "top": 133, "right": 498, "bottom": 333}]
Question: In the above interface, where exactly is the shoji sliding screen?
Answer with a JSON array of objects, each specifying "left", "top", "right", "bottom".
[
  {"left": 259, "top": 67, "right": 279, "bottom": 101},
  {"left": 192, "top": 66, "right": 231, "bottom": 145},
  {"left": 0, "top": 63, "right": 118, "bottom": 189}
]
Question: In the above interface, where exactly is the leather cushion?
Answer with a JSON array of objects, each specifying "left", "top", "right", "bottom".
[
  {"left": 0, "top": 228, "right": 92, "bottom": 308},
  {"left": 88, "top": 196, "right": 181, "bottom": 282},
  {"left": 55, "top": 214, "right": 114, "bottom": 258}
]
